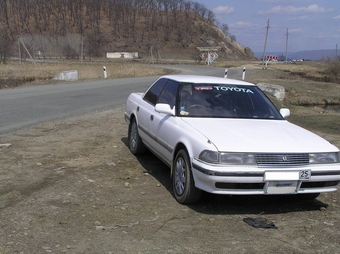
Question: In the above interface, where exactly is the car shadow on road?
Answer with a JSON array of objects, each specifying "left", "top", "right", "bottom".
[
  {"left": 121, "top": 137, "right": 329, "bottom": 215},
  {"left": 121, "top": 137, "right": 172, "bottom": 188},
  {"left": 190, "top": 192, "right": 328, "bottom": 215}
]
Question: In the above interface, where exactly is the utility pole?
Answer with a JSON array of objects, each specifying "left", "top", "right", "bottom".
[
  {"left": 18, "top": 36, "right": 36, "bottom": 64},
  {"left": 18, "top": 35, "right": 21, "bottom": 63},
  {"left": 285, "top": 28, "right": 289, "bottom": 64},
  {"left": 262, "top": 19, "right": 270, "bottom": 69},
  {"left": 336, "top": 44, "right": 338, "bottom": 60}
]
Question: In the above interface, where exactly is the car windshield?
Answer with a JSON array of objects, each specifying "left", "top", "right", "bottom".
[{"left": 177, "top": 83, "right": 283, "bottom": 119}]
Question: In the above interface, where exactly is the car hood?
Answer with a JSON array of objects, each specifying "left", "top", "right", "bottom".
[{"left": 182, "top": 118, "right": 338, "bottom": 153}]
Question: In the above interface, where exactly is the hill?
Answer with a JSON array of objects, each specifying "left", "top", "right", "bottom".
[{"left": 0, "top": 0, "right": 255, "bottom": 63}]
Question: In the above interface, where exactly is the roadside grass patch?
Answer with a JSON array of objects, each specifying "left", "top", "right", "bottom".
[{"left": 0, "top": 61, "right": 177, "bottom": 88}]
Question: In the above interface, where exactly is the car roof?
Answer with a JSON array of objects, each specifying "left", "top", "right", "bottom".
[{"left": 161, "top": 75, "right": 256, "bottom": 86}]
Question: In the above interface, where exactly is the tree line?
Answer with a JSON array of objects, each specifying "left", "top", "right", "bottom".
[{"left": 0, "top": 0, "right": 233, "bottom": 63}]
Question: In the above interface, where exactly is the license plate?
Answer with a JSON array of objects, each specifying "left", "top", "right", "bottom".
[
  {"left": 266, "top": 181, "right": 298, "bottom": 194},
  {"left": 264, "top": 170, "right": 311, "bottom": 181},
  {"left": 299, "top": 170, "right": 311, "bottom": 180}
]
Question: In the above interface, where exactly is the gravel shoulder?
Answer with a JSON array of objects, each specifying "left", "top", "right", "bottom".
[{"left": 1, "top": 68, "right": 340, "bottom": 253}]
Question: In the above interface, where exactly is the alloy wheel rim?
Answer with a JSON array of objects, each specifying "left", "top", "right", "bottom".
[
  {"left": 174, "top": 157, "right": 186, "bottom": 195},
  {"left": 130, "top": 123, "right": 137, "bottom": 150}
]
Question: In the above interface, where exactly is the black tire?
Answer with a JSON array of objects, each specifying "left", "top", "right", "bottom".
[
  {"left": 128, "top": 118, "right": 146, "bottom": 155},
  {"left": 173, "top": 149, "right": 202, "bottom": 204}
]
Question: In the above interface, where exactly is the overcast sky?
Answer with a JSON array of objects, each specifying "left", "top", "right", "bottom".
[{"left": 194, "top": 0, "right": 340, "bottom": 53}]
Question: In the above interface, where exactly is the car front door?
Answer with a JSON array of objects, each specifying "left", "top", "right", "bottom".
[
  {"left": 148, "top": 80, "right": 179, "bottom": 165},
  {"left": 139, "top": 78, "right": 168, "bottom": 148}
]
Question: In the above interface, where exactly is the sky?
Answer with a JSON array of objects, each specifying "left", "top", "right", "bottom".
[{"left": 194, "top": 0, "right": 340, "bottom": 53}]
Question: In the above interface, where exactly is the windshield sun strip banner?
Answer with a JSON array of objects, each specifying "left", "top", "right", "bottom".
[{"left": 194, "top": 85, "right": 254, "bottom": 94}]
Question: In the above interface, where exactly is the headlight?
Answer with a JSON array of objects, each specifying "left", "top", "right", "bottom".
[
  {"left": 309, "top": 152, "right": 340, "bottom": 164},
  {"left": 199, "top": 150, "right": 219, "bottom": 164},
  {"left": 199, "top": 150, "right": 256, "bottom": 165},
  {"left": 221, "top": 153, "right": 257, "bottom": 164}
]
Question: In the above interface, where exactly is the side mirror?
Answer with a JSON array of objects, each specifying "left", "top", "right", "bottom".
[
  {"left": 155, "top": 103, "right": 175, "bottom": 116},
  {"left": 280, "top": 108, "right": 290, "bottom": 118}
]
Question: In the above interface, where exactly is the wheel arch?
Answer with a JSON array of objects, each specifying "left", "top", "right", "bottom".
[
  {"left": 171, "top": 142, "right": 190, "bottom": 179},
  {"left": 127, "top": 113, "right": 136, "bottom": 139}
]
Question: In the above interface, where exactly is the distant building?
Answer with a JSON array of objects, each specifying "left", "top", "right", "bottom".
[{"left": 106, "top": 52, "right": 138, "bottom": 59}]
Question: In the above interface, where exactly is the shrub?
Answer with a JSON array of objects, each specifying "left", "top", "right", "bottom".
[{"left": 323, "top": 60, "right": 340, "bottom": 83}]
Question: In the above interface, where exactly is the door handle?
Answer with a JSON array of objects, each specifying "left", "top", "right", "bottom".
[{"left": 150, "top": 115, "right": 154, "bottom": 121}]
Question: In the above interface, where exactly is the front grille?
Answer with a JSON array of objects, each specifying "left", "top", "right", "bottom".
[
  {"left": 256, "top": 153, "right": 309, "bottom": 167},
  {"left": 215, "top": 182, "right": 265, "bottom": 190}
]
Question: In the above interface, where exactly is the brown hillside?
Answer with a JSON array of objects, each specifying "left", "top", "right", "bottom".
[{"left": 0, "top": 0, "right": 255, "bottom": 61}]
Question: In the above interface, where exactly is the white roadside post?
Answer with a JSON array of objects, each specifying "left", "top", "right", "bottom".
[
  {"left": 103, "top": 66, "right": 107, "bottom": 79},
  {"left": 207, "top": 52, "right": 212, "bottom": 65},
  {"left": 224, "top": 69, "right": 228, "bottom": 78},
  {"left": 242, "top": 67, "right": 246, "bottom": 80}
]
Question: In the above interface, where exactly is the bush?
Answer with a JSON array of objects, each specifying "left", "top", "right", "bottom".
[
  {"left": 324, "top": 60, "right": 340, "bottom": 83},
  {"left": 0, "top": 32, "right": 12, "bottom": 64}
]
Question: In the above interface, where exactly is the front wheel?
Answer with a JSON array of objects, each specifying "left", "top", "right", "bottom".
[
  {"left": 128, "top": 118, "right": 146, "bottom": 155},
  {"left": 173, "top": 149, "right": 202, "bottom": 204}
]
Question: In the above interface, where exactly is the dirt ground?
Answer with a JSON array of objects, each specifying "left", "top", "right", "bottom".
[{"left": 1, "top": 65, "right": 340, "bottom": 254}]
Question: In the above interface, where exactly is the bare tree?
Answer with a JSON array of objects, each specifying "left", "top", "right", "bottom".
[
  {"left": 0, "top": 0, "right": 12, "bottom": 37},
  {"left": 192, "top": 2, "right": 207, "bottom": 19},
  {"left": 87, "top": 28, "right": 106, "bottom": 58},
  {"left": 206, "top": 10, "right": 216, "bottom": 24},
  {"left": 62, "top": 33, "right": 82, "bottom": 59},
  {"left": 0, "top": 0, "right": 237, "bottom": 60},
  {"left": 0, "top": 29, "right": 12, "bottom": 63},
  {"left": 220, "top": 23, "right": 229, "bottom": 36}
]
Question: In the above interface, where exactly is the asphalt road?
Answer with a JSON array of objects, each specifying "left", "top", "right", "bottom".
[{"left": 0, "top": 65, "right": 243, "bottom": 134}]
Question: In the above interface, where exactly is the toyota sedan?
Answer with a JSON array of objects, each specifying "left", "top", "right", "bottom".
[{"left": 125, "top": 75, "right": 340, "bottom": 204}]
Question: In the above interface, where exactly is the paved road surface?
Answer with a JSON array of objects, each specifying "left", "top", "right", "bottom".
[{"left": 0, "top": 65, "right": 243, "bottom": 134}]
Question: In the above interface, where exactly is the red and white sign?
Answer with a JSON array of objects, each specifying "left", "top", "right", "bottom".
[{"left": 266, "top": 55, "right": 278, "bottom": 61}]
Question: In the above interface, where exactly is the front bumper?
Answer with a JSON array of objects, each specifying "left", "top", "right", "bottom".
[{"left": 191, "top": 159, "right": 340, "bottom": 195}]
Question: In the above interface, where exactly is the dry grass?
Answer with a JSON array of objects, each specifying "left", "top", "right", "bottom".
[
  {"left": 0, "top": 60, "right": 176, "bottom": 83},
  {"left": 236, "top": 61, "right": 340, "bottom": 106},
  {"left": 0, "top": 60, "right": 178, "bottom": 89}
]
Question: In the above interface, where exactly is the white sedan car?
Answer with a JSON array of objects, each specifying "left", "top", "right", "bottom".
[{"left": 125, "top": 75, "right": 340, "bottom": 204}]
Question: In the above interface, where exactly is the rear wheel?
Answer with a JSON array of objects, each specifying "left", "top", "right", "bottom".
[
  {"left": 128, "top": 118, "right": 146, "bottom": 155},
  {"left": 173, "top": 149, "right": 202, "bottom": 204}
]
